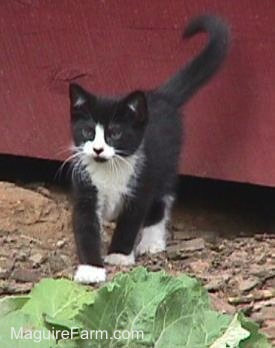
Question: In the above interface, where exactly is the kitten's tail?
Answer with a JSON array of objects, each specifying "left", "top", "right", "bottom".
[{"left": 159, "top": 15, "right": 230, "bottom": 108}]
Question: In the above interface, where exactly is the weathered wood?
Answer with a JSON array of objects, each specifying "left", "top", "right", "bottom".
[{"left": 0, "top": 1, "right": 274, "bottom": 186}]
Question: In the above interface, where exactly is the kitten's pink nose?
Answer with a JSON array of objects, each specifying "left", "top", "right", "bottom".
[{"left": 93, "top": 147, "right": 104, "bottom": 155}]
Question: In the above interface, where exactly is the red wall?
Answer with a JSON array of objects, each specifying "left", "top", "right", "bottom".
[{"left": 0, "top": 1, "right": 274, "bottom": 186}]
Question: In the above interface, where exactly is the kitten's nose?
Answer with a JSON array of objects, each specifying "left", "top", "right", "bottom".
[{"left": 93, "top": 147, "right": 104, "bottom": 155}]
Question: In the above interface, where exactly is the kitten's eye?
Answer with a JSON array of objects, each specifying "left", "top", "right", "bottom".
[
  {"left": 82, "top": 127, "right": 95, "bottom": 139},
  {"left": 108, "top": 127, "right": 122, "bottom": 140}
]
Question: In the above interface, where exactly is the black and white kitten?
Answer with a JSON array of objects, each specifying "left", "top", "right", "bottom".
[{"left": 69, "top": 15, "right": 230, "bottom": 283}]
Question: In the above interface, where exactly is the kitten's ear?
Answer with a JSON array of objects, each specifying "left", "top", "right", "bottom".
[
  {"left": 69, "top": 83, "right": 89, "bottom": 108},
  {"left": 124, "top": 91, "right": 148, "bottom": 124}
]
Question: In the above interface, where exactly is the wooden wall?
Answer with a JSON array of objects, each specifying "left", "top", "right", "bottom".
[{"left": 0, "top": 1, "right": 274, "bottom": 186}]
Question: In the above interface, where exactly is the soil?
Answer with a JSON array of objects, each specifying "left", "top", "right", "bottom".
[{"left": 0, "top": 181, "right": 274, "bottom": 344}]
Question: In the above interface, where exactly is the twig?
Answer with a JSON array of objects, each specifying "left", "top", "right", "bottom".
[{"left": 228, "top": 289, "right": 275, "bottom": 305}]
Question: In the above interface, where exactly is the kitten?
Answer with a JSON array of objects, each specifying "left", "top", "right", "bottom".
[{"left": 69, "top": 15, "right": 230, "bottom": 284}]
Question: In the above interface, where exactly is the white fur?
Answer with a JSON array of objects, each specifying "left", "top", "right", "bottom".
[
  {"left": 83, "top": 125, "right": 115, "bottom": 160},
  {"left": 83, "top": 140, "right": 94, "bottom": 155},
  {"left": 136, "top": 195, "right": 174, "bottom": 255},
  {"left": 105, "top": 252, "right": 135, "bottom": 265},
  {"left": 85, "top": 145, "right": 144, "bottom": 221},
  {"left": 136, "top": 221, "right": 166, "bottom": 255},
  {"left": 74, "top": 264, "right": 106, "bottom": 284}
]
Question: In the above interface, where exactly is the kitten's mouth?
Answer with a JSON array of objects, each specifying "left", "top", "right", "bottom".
[{"left": 94, "top": 156, "right": 108, "bottom": 163}]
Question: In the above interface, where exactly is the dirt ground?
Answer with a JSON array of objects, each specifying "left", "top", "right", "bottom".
[{"left": 0, "top": 181, "right": 274, "bottom": 344}]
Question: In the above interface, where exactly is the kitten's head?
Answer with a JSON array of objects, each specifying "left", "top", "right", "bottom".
[{"left": 69, "top": 83, "right": 148, "bottom": 163}]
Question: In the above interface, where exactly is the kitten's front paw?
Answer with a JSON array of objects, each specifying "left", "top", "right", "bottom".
[
  {"left": 104, "top": 252, "right": 135, "bottom": 266},
  {"left": 74, "top": 265, "right": 106, "bottom": 284}
]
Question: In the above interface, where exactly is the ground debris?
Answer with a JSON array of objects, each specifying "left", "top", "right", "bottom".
[
  {"left": 228, "top": 289, "right": 275, "bottom": 304},
  {"left": 0, "top": 181, "right": 274, "bottom": 341}
]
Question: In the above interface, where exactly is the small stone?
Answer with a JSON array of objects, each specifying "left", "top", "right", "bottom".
[
  {"left": 166, "top": 246, "right": 188, "bottom": 260},
  {"left": 179, "top": 238, "right": 205, "bottom": 251},
  {"left": 48, "top": 253, "right": 67, "bottom": 273},
  {"left": 0, "top": 279, "right": 9, "bottom": 294},
  {"left": 167, "top": 238, "right": 205, "bottom": 259},
  {"left": 261, "top": 320, "right": 275, "bottom": 342},
  {"left": 30, "top": 253, "right": 46, "bottom": 266},
  {"left": 11, "top": 268, "right": 40, "bottom": 283},
  {"left": 205, "top": 277, "right": 225, "bottom": 291},
  {"left": 5, "top": 280, "right": 33, "bottom": 294},
  {"left": 255, "top": 252, "right": 267, "bottom": 265},
  {"left": 15, "top": 250, "right": 29, "bottom": 261},
  {"left": 251, "top": 307, "right": 275, "bottom": 322},
  {"left": 0, "top": 259, "right": 14, "bottom": 279},
  {"left": 210, "top": 294, "right": 236, "bottom": 314},
  {"left": 189, "top": 260, "right": 209, "bottom": 274},
  {"left": 238, "top": 276, "right": 260, "bottom": 292},
  {"left": 56, "top": 240, "right": 66, "bottom": 249}
]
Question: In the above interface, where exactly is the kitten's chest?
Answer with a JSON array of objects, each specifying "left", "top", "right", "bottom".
[
  {"left": 86, "top": 161, "right": 136, "bottom": 221},
  {"left": 96, "top": 175, "right": 130, "bottom": 221}
]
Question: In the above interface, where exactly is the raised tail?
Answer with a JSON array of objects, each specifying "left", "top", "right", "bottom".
[{"left": 158, "top": 15, "right": 230, "bottom": 108}]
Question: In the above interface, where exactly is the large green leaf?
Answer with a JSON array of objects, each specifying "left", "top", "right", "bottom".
[
  {"left": 75, "top": 268, "right": 216, "bottom": 347},
  {"left": 22, "top": 278, "right": 94, "bottom": 326},
  {"left": 210, "top": 314, "right": 250, "bottom": 348},
  {"left": 0, "top": 268, "right": 271, "bottom": 348},
  {"left": 0, "top": 311, "right": 55, "bottom": 348},
  {"left": 0, "top": 295, "right": 30, "bottom": 317},
  {"left": 153, "top": 287, "right": 231, "bottom": 347}
]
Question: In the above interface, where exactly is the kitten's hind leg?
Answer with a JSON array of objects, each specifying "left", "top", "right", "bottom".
[{"left": 136, "top": 195, "right": 174, "bottom": 255}]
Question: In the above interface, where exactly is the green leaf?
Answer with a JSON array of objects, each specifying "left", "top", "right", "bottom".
[
  {"left": 153, "top": 287, "right": 231, "bottom": 347},
  {"left": 22, "top": 278, "right": 95, "bottom": 327},
  {"left": 75, "top": 267, "right": 213, "bottom": 347},
  {"left": 239, "top": 313, "right": 272, "bottom": 348},
  {"left": 0, "top": 268, "right": 271, "bottom": 348},
  {"left": 210, "top": 313, "right": 250, "bottom": 348},
  {"left": 0, "top": 295, "right": 30, "bottom": 317},
  {"left": 0, "top": 311, "right": 55, "bottom": 348}
]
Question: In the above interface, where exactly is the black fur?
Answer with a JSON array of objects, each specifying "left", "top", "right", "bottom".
[{"left": 69, "top": 15, "right": 230, "bottom": 270}]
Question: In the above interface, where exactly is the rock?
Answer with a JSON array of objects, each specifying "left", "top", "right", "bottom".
[
  {"left": 167, "top": 238, "right": 205, "bottom": 259},
  {"left": 56, "top": 240, "right": 66, "bottom": 249},
  {"left": 255, "top": 252, "right": 267, "bottom": 265},
  {"left": 0, "top": 258, "right": 14, "bottom": 279},
  {"left": 180, "top": 238, "right": 205, "bottom": 251},
  {"left": 238, "top": 276, "right": 260, "bottom": 292},
  {"left": 30, "top": 252, "right": 46, "bottom": 266},
  {"left": 11, "top": 268, "right": 40, "bottom": 283},
  {"left": 5, "top": 280, "right": 33, "bottom": 294},
  {"left": 205, "top": 277, "right": 226, "bottom": 291},
  {"left": 166, "top": 246, "right": 188, "bottom": 260},
  {"left": 261, "top": 320, "right": 275, "bottom": 343},
  {"left": 210, "top": 294, "right": 236, "bottom": 314},
  {"left": 15, "top": 249, "right": 30, "bottom": 261},
  {"left": 48, "top": 253, "right": 67, "bottom": 273},
  {"left": 251, "top": 307, "right": 275, "bottom": 322},
  {"left": 189, "top": 260, "right": 209, "bottom": 274},
  {"left": 253, "top": 298, "right": 275, "bottom": 311},
  {"left": 0, "top": 279, "right": 9, "bottom": 294}
]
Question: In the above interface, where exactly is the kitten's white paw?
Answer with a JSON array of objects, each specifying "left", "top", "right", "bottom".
[
  {"left": 136, "top": 239, "right": 166, "bottom": 255},
  {"left": 74, "top": 265, "right": 106, "bottom": 284},
  {"left": 104, "top": 252, "right": 135, "bottom": 266}
]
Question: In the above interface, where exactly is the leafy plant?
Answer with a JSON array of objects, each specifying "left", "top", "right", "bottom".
[{"left": 0, "top": 268, "right": 271, "bottom": 347}]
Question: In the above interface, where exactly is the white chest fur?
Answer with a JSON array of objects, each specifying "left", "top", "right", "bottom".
[{"left": 86, "top": 154, "right": 141, "bottom": 221}]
